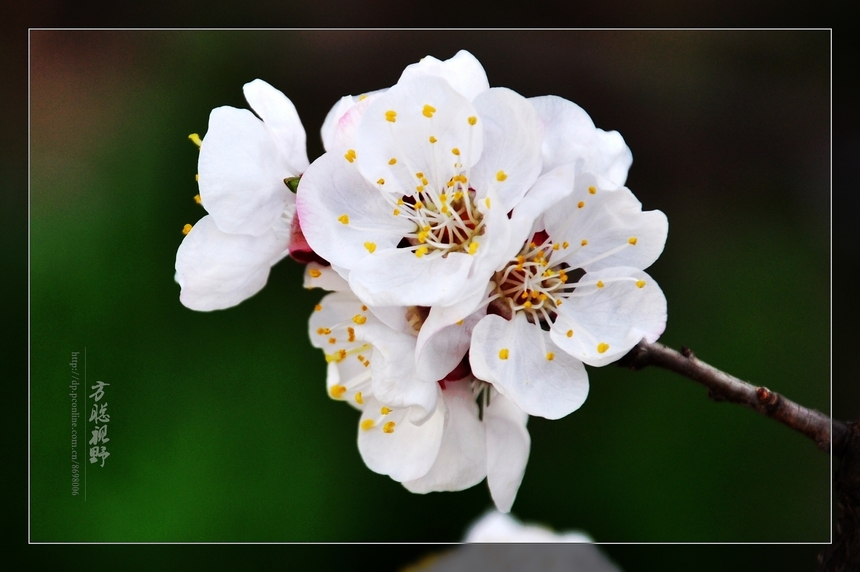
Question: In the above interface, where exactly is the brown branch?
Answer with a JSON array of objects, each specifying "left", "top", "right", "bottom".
[{"left": 617, "top": 340, "right": 848, "bottom": 455}]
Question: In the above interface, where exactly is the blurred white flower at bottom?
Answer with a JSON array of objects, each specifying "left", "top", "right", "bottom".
[{"left": 402, "top": 511, "right": 622, "bottom": 572}]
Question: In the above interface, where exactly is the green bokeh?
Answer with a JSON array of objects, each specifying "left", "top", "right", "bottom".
[{"left": 30, "top": 30, "right": 831, "bottom": 558}]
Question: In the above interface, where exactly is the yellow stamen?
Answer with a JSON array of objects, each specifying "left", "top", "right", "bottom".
[
  {"left": 188, "top": 133, "right": 202, "bottom": 147},
  {"left": 344, "top": 149, "right": 356, "bottom": 163},
  {"left": 496, "top": 170, "right": 507, "bottom": 182},
  {"left": 636, "top": 280, "right": 646, "bottom": 288},
  {"left": 309, "top": 268, "right": 322, "bottom": 278},
  {"left": 422, "top": 104, "right": 437, "bottom": 118},
  {"left": 389, "top": 157, "right": 397, "bottom": 165},
  {"left": 468, "top": 242, "right": 479, "bottom": 255},
  {"left": 566, "top": 330, "right": 573, "bottom": 337},
  {"left": 415, "top": 246, "right": 428, "bottom": 258},
  {"left": 498, "top": 348, "right": 509, "bottom": 360},
  {"left": 628, "top": 237, "right": 638, "bottom": 245},
  {"left": 316, "top": 327, "right": 331, "bottom": 335},
  {"left": 383, "top": 421, "right": 396, "bottom": 434},
  {"left": 468, "top": 116, "right": 477, "bottom": 125},
  {"left": 364, "top": 242, "right": 377, "bottom": 253},
  {"left": 578, "top": 201, "right": 585, "bottom": 209},
  {"left": 393, "top": 208, "right": 401, "bottom": 216},
  {"left": 596, "top": 281, "right": 604, "bottom": 288},
  {"left": 355, "top": 392, "right": 364, "bottom": 405},
  {"left": 588, "top": 186, "right": 596, "bottom": 194},
  {"left": 182, "top": 223, "right": 193, "bottom": 235},
  {"left": 352, "top": 314, "right": 367, "bottom": 325},
  {"left": 546, "top": 352, "right": 555, "bottom": 361},
  {"left": 380, "top": 407, "right": 392, "bottom": 415},
  {"left": 314, "top": 304, "right": 322, "bottom": 312},
  {"left": 328, "top": 337, "right": 337, "bottom": 344},
  {"left": 361, "top": 419, "right": 375, "bottom": 431},
  {"left": 581, "top": 239, "right": 588, "bottom": 246},
  {"left": 347, "top": 327, "right": 356, "bottom": 342},
  {"left": 338, "top": 214, "right": 349, "bottom": 225},
  {"left": 377, "top": 178, "right": 385, "bottom": 185},
  {"left": 193, "top": 193, "right": 201, "bottom": 204},
  {"left": 385, "top": 110, "right": 397, "bottom": 122},
  {"left": 429, "top": 135, "right": 437, "bottom": 144},
  {"left": 330, "top": 385, "right": 347, "bottom": 398},
  {"left": 597, "top": 343, "right": 610, "bottom": 354},
  {"left": 451, "top": 147, "right": 460, "bottom": 156}
]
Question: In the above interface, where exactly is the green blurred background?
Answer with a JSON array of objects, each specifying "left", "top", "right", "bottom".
[{"left": 29, "top": 30, "right": 836, "bottom": 567}]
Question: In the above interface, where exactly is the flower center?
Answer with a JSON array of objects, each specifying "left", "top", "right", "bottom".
[
  {"left": 387, "top": 174, "right": 485, "bottom": 259},
  {"left": 491, "top": 231, "right": 577, "bottom": 326}
]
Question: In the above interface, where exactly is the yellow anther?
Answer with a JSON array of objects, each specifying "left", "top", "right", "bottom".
[
  {"left": 377, "top": 178, "right": 385, "bottom": 185},
  {"left": 415, "top": 201, "right": 424, "bottom": 210},
  {"left": 496, "top": 170, "right": 508, "bottom": 182},
  {"left": 581, "top": 239, "right": 588, "bottom": 246},
  {"left": 468, "top": 116, "right": 477, "bottom": 125},
  {"left": 314, "top": 304, "right": 322, "bottom": 312},
  {"left": 421, "top": 177, "right": 429, "bottom": 185},
  {"left": 385, "top": 110, "right": 397, "bottom": 122},
  {"left": 195, "top": 174, "right": 199, "bottom": 182},
  {"left": 389, "top": 157, "right": 397, "bottom": 165},
  {"left": 361, "top": 419, "right": 375, "bottom": 431},
  {"left": 193, "top": 193, "right": 201, "bottom": 204},
  {"left": 415, "top": 246, "right": 428, "bottom": 258},
  {"left": 364, "top": 242, "right": 377, "bottom": 253},
  {"left": 316, "top": 327, "right": 331, "bottom": 335},
  {"left": 531, "top": 290, "right": 540, "bottom": 300},
  {"left": 182, "top": 223, "right": 193, "bottom": 235},
  {"left": 188, "top": 133, "right": 202, "bottom": 147},
  {"left": 381, "top": 407, "right": 392, "bottom": 415},
  {"left": 566, "top": 329, "right": 574, "bottom": 337},
  {"left": 529, "top": 242, "right": 537, "bottom": 249},
  {"left": 596, "top": 281, "right": 605, "bottom": 288},
  {"left": 498, "top": 348, "right": 509, "bottom": 360},
  {"left": 485, "top": 197, "right": 491, "bottom": 208},
  {"left": 393, "top": 208, "right": 401, "bottom": 216},
  {"left": 539, "top": 293, "right": 548, "bottom": 301},
  {"left": 552, "top": 243, "right": 560, "bottom": 250},
  {"left": 338, "top": 214, "right": 349, "bottom": 224},
  {"left": 453, "top": 191, "right": 464, "bottom": 200},
  {"left": 597, "top": 342, "right": 610, "bottom": 354},
  {"left": 452, "top": 147, "right": 461, "bottom": 156},
  {"left": 344, "top": 149, "right": 357, "bottom": 163},
  {"left": 328, "top": 337, "right": 337, "bottom": 344},
  {"left": 520, "top": 291, "right": 529, "bottom": 299},
  {"left": 546, "top": 352, "right": 555, "bottom": 361},
  {"left": 397, "top": 198, "right": 404, "bottom": 205},
  {"left": 563, "top": 241, "right": 570, "bottom": 249},
  {"left": 422, "top": 104, "right": 436, "bottom": 117},
  {"left": 628, "top": 237, "right": 638, "bottom": 245},
  {"left": 309, "top": 268, "right": 322, "bottom": 278},
  {"left": 429, "top": 136, "right": 437, "bottom": 144},
  {"left": 468, "top": 242, "right": 479, "bottom": 255},
  {"left": 362, "top": 305, "right": 368, "bottom": 311},
  {"left": 577, "top": 201, "right": 585, "bottom": 208},
  {"left": 383, "top": 421, "right": 396, "bottom": 434},
  {"left": 455, "top": 175, "right": 468, "bottom": 183},
  {"left": 416, "top": 185, "right": 424, "bottom": 192},
  {"left": 417, "top": 231, "right": 428, "bottom": 244},
  {"left": 588, "top": 186, "right": 596, "bottom": 194},
  {"left": 330, "top": 385, "right": 347, "bottom": 398},
  {"left": 456, "top": 320, "right": 464, "bottom": 326},
  {"left": 523, "top": 300, "right": 532, "bottom": 309},
  {"left": 355, "top": 392, "right": 364, "bottom": 404},
  {"left": 352, "top": 314, "right": 367, "bottom": 325},
  {"left": 358, "top": 94, "right": 368, "bottom": 101},
  {"left": 636, "top": 280, "right": 646, "bottom": 288},
  {"left": 347, "top": 327, "right": 356, "bottom": 342}
]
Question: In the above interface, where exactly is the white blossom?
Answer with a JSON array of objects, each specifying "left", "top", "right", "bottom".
[{"left": 175, "top": 79, "right": 308, "bottom": 311}]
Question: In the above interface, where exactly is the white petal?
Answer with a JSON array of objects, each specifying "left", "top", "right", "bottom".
[
  {"left": 507, "top": 162, "right": 577, "bottom": 252},
  {"left": 174, "top": 214, "right": 288, "bottom": 311},
  {"left": 360, "top": 321, "right": 438, "bottom": 423},
  {"left": 348, "top": 248, "right": 475, "bottom": 308},
  {"left": 296, "top": 152, "right": 414, "bottom": 271},
  {"left": 470, "top": 313, "right": 589, "bottom": 419},
  {"left": 397, "top": 50, "right": 490, "bottom": 101},
  {"left": 530, "top": 95, "right": 632, "bottom": 186},
  {"left": 355, "top": 76, "right": 483, "bottom": 196},
  {"left": 402, "top": 380, "right": 487, "bottom": 493},
  {"left": 469, "top": 88, "right": 543, "bottom": 213},
  {"left": 243, "top": 79, "right": 309, "bottom": 173},
  {"left": 550, "top": 267, "right": 667, "bottom": 367},
  {"left": 416, "top": 301, "right": 487, "bottom": 382},
  {"left": 198, "top": 106, "right": 291, "bottom": 236},
  {"left": 320, "top": 90, "right": 385, "bottom": 152},
  {"left": 358, "top": 393, "right": 445, "bottom": 482},
  {"left": 484, "top": 392, "right": 530, "bottom": 513},
  {"left": 464, "top": 511, "right": 595, "bottom": 543},
  {"left": 302, "top": 263, "right": 350, "bottom": 292},
  {"left": 543, "top": 173, "right": 669, "bottom": 273}
]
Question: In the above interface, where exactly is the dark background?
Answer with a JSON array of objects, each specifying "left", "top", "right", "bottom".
[{"left": 20, "top": 28, "right": 844, "bottom": 571}]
